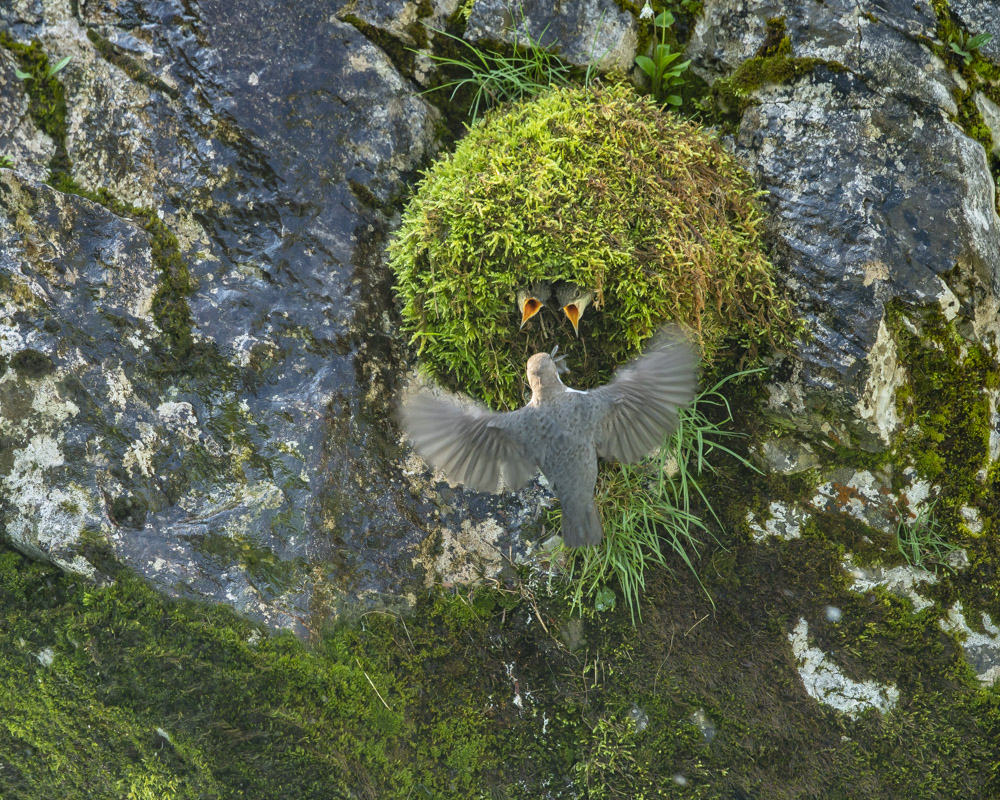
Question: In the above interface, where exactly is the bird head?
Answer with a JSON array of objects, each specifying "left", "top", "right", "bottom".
[
  {"left": 554, "top": 281, "right": 593, "bottom": 337},
  {"left": 515, "top": 281, "right": 552, "bottom": 329},
  {"left": 525, "top": 351, "right": 566, "bottom": 399}
]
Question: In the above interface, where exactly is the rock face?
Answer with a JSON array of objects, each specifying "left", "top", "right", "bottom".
[
  {"left": 2, "top": 0, "right": 1000, "bottom": 664},
  {"left": 0, "top": 0, "right": 554, "bottom": 632},
  {"left": 687, "top": 0, "right": 1000, "bottom": 696},
  {"left": 689, "top": 0, "right": 1000, "bottom": 454},
  {"left": 464, "top": 0, "right": 638, "bottom": 72}
]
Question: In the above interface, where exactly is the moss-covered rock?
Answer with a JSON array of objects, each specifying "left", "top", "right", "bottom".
[{"left": 389, "top": 83, "right": 795, "bottom": 409}]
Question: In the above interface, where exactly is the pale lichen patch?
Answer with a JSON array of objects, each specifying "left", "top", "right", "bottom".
[
  {"left": 939, "top": 602, "right": 1000, "bottom": 685},
  {"left": 789, "top": 617, "right": 900, "bottom": 718},
  {"left": 747, "top": 501, "right": 808, "bottom": 542},
  {"left": 415, "top": 517, "right": 508, "bottom": 587},
  {"left": 842, "top": 552, "right": 937, "bottom": 612},
  {"left": 855, "top": 318, "right": 904, "bottom": 444}
]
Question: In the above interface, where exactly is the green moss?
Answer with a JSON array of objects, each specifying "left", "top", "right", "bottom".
[
  {"left": 887, "top": 304, "right": 993, "bottom": 512},
  {"left": 390, "top": 83, "right": 797, "bottom": 409},
  {"left": 0, "top": 34, "right": 71, "bottom": 177},
  {"left": 3, "top": 499, "right": 1000, "bottom": 800},
  {"left": 711, "top": 18, "right": 846, "bottom": 122}
]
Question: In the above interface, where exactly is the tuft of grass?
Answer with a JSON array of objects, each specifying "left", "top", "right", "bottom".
[
  {"left": 896, "top": 500, "right": 956, "bottom": 574},
  {"left": 561, "top": 368, "right": 762, "bottom": 624},
  {"left": 419, "top": 22, "right": 571, "bottom": 123}
]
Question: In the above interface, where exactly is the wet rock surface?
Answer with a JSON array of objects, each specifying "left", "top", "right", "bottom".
[
  {"left": 0, "top": 0, "right": 549, "bottom": 631},
  {"left": 688, "top": 0, "right": 1000, "bottom": 443},
  {"left": 464, "top": 0, "right": 638, "bottom": 72},
  {"left": 2, "top": 1, "right": 1000, "bottom": 794}
]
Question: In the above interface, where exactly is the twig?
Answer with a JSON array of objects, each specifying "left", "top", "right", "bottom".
[
  {"left": 685, "top": 613, "right": 709, "bottom": 636},
  {"left": 356, "top": 658, "right": 390, "bottom": 710}
]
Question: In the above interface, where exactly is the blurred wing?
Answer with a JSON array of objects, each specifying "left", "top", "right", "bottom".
[
  {"left": 401, "top": 392, "right": 538, "bottom": 492},
  {"left": 592, "top": 332, "right": 697, "bottom": 464}
]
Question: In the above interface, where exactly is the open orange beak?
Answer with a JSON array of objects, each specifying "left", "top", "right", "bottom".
[
  {"left": 520, "top": 297, "right": 544, "bottom": 328},
  {"left": 563, "top": 304, "right": 582, "bottom": 336}
]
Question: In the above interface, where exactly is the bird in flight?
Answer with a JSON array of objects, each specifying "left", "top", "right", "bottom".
[{"left": 401, "top": 331, "right": 696, "bottom": 546}]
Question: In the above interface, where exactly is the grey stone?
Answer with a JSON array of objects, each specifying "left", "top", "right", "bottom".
[
  {"left": 465, "top": 0, "right": 638, "bottom": 72},
  {"left": 688, "top": 0, "right": 1000, "bottom": 453},
  {"left": 974, "top": 92, "right": 1000, "bottom": 156},
  {"left": 0, "top": 50, "right": 55, "bottom": 183},
  {"left": 0, "top": 0, "right": 548, "bottom": 631}
]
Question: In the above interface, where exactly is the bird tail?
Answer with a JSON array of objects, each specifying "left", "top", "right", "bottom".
[{"left": 561, "top": 500, "right": 603, "bottom": 548}]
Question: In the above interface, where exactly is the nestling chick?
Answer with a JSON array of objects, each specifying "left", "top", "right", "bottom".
[
  {"left": 515, "top": 282, "right": 552, "bottom": 329},
  {"left": 554, "top": 281, "right": 593, "bottom": 337}
]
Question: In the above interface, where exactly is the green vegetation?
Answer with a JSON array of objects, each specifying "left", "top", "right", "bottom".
[
  {"left": 889, "top": 305, "right": 995, "bottom": 516},
  {"left": 635, "top": 9, "right": 690, "bottom": 106},
  {"left": 4, "top": 519, "right": 1000, "bottom": 799},
  {"left": 420, "top": 24, "right": 572, "bottom": 123},
  {"left": 881, "top": 304, "right": 1000, "bottom": 625},
  {"left": 949, "top": 30, "right": 994, "bottom": 66},
  {"left": 13, "top": 53, "right": 71, "bottom": 81},
  {"left": 562, "top": 370, "right": 760, "bottom": 624},
  {"left": 390, "top": 83, "right": 796, "bottom": 410},
  {"left": 0, "top": 33, "right": 71, "bottom": 176},
  {"left": 895, "top": 500, "right": 956, "bottom": 573}
]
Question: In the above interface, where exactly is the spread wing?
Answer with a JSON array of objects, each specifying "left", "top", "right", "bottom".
[
  {"left": 401, "top": 391, "right": 538, "bottom": 492},
  {"left": 591, "top": 332, "right": 697, "bottom": 464}
]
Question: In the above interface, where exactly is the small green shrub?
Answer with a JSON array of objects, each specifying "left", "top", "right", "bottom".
[{"left": 390, "top": 83, "right": 796, "bottom": 409}]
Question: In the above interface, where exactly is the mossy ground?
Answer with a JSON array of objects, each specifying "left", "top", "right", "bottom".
[
  {"left": 389, "top": 82, "right": 796, "bottom": 410},
  {"left": 4, "top": 472, "right": 999, "bottom": 800}
]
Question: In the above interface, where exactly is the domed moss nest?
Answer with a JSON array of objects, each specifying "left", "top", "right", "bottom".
[{"left": 389, "top": 83, "right": 795, "bottom": 409}]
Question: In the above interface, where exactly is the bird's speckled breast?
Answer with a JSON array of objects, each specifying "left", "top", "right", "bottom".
[{"left": 518, "top": 391, "right": 606, "bottom": 497}]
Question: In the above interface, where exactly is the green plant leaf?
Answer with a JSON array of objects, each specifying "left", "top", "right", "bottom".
[
  {"left": 654, "top": 10, "right": 675, "bottom": 28},
  {"left": 967, "top": 32, "right": 993, "bottom": 49},
  {"left": 594, "top": 586, "right": 616, "bottom": 612},
  {"left": 48, "top": 55, "right": 72, "bottom": 77},
  {"left": 635, "top": 54, "right": 656, "bottom": 78},
  {"left": 666, "top": 95, "right": 683, "bottom": 106},
  {"left": 670, "top": 59, "right": 691, "bottom": 74},
  {"left": 14, "top": 67, "right": 32, "bottom": 80},
  {"left": 654, "top": 44, "right": 677, "bottom": 63}
]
